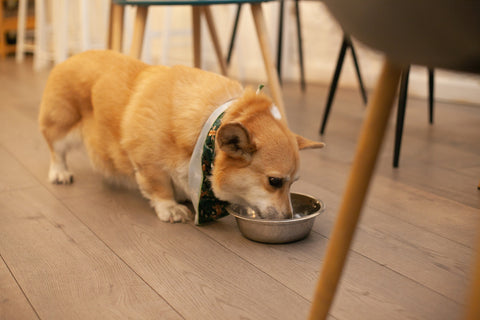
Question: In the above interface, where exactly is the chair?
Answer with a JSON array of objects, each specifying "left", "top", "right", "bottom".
[
  {"left": 392, "top": 66, "right": 434, "bottom": 167},
  {"left": 226, "top": 0, "right": 306, "bottom": 90},
  {"left": 321, "top": 60, "right": 435, "bottom": 168},
  {"left": 306, "top": 1, "right": 480, "bottom": 319},
  {"left": 319, "top": 33, "right": 368, "bottom": 135},
  {"left": 109, "top": 0, "right": 285, "bottom": 113},
  {"left": 226, "top": 1, "right": 368, "bottom": 98}
]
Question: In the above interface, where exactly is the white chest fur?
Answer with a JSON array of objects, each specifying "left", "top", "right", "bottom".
[{"left": 170, "top": 162, "right": 190, "bottom": 202}]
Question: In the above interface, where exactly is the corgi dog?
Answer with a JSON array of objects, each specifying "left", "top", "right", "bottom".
[{"left": 39, "top": 50, "right": 324, "bottom": 223}]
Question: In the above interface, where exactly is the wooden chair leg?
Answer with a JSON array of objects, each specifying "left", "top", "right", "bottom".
[
  {"left": 308, "top": 60, "right": 402, "bottom": 320},
  {"left": 192, "top": 6, "right": 202, "bottom": 69},
  {"left": 464, "top": 228, "right": 480, "bottom": 319},
  {"left": 129, "top": 6, "right": 149, "bottom": 58},
  {"left": 110, "top": 4, "right": 125, "bottom": 51},
  {"left": 250, "top": 3, "right": 285, "bottom": 118},
  {"left": 202, "top": 6, "right": 228, "bottom": 76}
]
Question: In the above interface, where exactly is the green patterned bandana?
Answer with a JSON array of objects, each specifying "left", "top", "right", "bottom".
[{"left": 188, "top": 100, "right": 236, "bottom": 225}]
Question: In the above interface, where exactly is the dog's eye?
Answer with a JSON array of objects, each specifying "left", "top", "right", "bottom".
[{"left": 268, "top": 177, "right": 284, "bottom": 189}]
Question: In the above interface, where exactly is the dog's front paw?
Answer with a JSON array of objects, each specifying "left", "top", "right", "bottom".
[
  {"left": 153, "top": 200, "right": 193, "bottom": 223},
  {"left": 48, "top": 163, "right": 74, "bottom": 184}
]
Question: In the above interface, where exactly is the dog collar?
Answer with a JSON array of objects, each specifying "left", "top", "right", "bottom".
[{"left": 188, "top": 100, "right": 236, "bottom": 225}]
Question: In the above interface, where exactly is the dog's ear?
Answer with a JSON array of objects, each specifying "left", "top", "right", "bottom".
[
  {"left": 217, "top": 122, "right": 256, "bottom": 161},
  {"left": 295, "top": 134, "right": 325, "bottom": 150}
]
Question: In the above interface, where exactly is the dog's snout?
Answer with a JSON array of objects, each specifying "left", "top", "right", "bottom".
[
  {"left": 259, "top": 206, "right": 293, "bottom": 219},
  {"left": 283, "top": 210, "right": 293, "bottom": 219}
]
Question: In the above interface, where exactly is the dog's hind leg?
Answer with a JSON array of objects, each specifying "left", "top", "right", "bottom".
[
  {"left": 39, "top": 99, "right": 82, "bottom": 184},
  {"left": 45, "top": 128, "right": 82, "bottom": 184}
]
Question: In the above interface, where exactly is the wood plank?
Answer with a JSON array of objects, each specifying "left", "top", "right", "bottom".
[
  {"left": 0, "top": 186, "right": 181, "bottom": 319},
  {"left": 292, "top": 180, "right": 475, "bottom": 304},
  {"left": 197, "top": 215, "right": 461, "bottom": 320},
  {"left": 0, "top": 145, "right": 37, "bottom": 192},
  {"left": 1, "top": 57, "right": 478, "bottom": 319},
  {"left": 63, "top": 188, "right": 311, "bottom": 320},
  {"left": 0, "top": 256, "right": 39, "bottom": 320},
  {"left": 298, "top": 151, "right": 480, "bottom": 248},
  {"left": 283, "top": 85, "right": 480, "bottom": 209},
  {"left": 0, "top": 104, "right": 109, "bottom": 200}
]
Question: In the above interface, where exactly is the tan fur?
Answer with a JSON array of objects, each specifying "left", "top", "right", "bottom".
[{"left": 39, "top": 50, "right": 324, "bottom": 222}]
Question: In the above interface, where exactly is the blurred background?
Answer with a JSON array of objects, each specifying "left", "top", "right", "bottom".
[{"left": 2, "top": 0, "right": 479, "bottom": 105}]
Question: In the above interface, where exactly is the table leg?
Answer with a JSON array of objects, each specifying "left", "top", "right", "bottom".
[
  {"left": 129, "top": 6, "right": 149, "bottom": 58},
  {"left": 308, "top": 60, "right": 402, "bottom": 320},
  {"left": 250, "top": 3, "right": 285, "bottom": 118},
  {"left": 202, "top": 6, "right": 228, "bottom": 76},
  {"left": 110, "top": 4, "right": 125, "bottom": 51}
]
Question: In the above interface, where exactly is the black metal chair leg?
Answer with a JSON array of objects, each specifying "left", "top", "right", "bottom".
[
  {"left": 226, "top": 4, "right": 242, "bottom": 66},
  {"left": 319, "top": 36, "right": 349, "bottom": 135},
  {"left": 393, "top": 66, "right": 410, "bottom": 168},
  {"left": 348, "top": 36, "right": 367, "bottom": 105},
  {"left": 294, "top": 0, "right": 306, "bottom": 91},
  {"left": 428, "top": 68, "right": 434, "bottom": 124},
  {"left": 276, "top": 0, "right": 285, "bottom": 83}
]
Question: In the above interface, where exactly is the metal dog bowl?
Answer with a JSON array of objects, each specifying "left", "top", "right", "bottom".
[{"left": 227, "top": 193, "right": 325, "bottom": 244}]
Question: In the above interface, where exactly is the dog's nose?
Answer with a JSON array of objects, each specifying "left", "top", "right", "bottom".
[
  {"left": 285, "top": 196, "right": 294, "bottom": 219},
  {"left": 260, "top": 207, "right": 293, "bottom": 219},
  {"left": 283, "top": 210, "right": 293, "bottom": 219},
  {"left": 282, "top": 205, "right": 293, "bottom": 219}
]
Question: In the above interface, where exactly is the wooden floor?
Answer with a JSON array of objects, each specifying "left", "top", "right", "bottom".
[{"left": 1, "top": 57, "right": 479, "bottom": 320}]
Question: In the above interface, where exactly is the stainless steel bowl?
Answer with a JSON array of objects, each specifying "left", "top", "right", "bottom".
[{"left": 227, "top": 193, "right": 325, "bottom": 244}]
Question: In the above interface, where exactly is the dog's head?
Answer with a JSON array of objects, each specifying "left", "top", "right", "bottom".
[{"left": 211, "top": 89, "right": 324, "bottom": 219}]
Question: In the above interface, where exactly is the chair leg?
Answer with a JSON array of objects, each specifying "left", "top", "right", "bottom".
[
  {"left": 348, "top": 36, "right": 367, "bottom": 105},
  {"left": 276, "top": 0, "right": 285, "bottom": 83},
  {"left": 226, "top": 4, "right": 242, "bottom": 66},
  {"left": 129, "top": 6, "right": 149, "bottom": 58},
  {"left": 428, "top": 68, "right": 434, "bottom": 124},
  {"left": 308, "top": 61, "right": 402, "bottom": 320},
  {"left": 319, "top": 35, "right": 349, "bottom": 135},
  {"left": 192, "top": 6, "right": 202, "bottom": 68},
  {"left": 464, "top": 229, "right": 480, "bottom": 320},
  {"left": 250, "top": 3, "right": 285, "bottom": 117},
  {"left": 294, "top": 0, "right": 306, "bottom": 91},
  {"left": 109, "top": 3, "right": 125, "bottom": 51},
  {"left": 203, "top": 6, "right": 228, "bottom": 76},
  {"left": 393, "top": 66, "right": 410, "bottom": 168}
]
